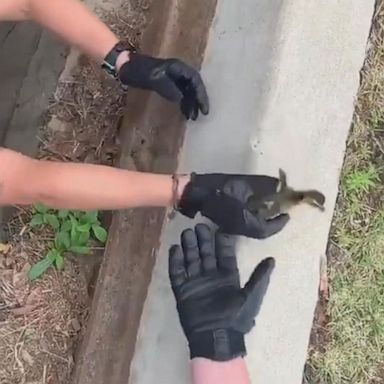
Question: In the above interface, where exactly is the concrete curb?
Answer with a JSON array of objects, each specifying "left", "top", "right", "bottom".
[
  {"left": 129, "top": 1, "right": 375, "bottom": 383},
  {"left": 72, "top": 1, "right": 217, "bottom": 383}
]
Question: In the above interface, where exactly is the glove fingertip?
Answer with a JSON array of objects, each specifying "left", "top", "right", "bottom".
[
  {"left": 199, "top": 99, "right": 210, "bottom": 115},
  {"left": 242, "top": 257, "right": 275, "bottom": 301},
  {"left": 191, "top": 104, "right": 199, "bottom": 121},
  {"left": 195, "top": 223, "right": 211, "bottom": 235},
  {"left": 257, "top": 257, "right": 276, "bottom": 275},
  {"left": 181, "top": 100, "right": 191, "bottom": 120},
  {"left": 278, "top": 213, "right": 290, "bottom": 224},
  {"left": 169, "top": 243, "right": 180, "bottom": 254},
  {"left": 262, "top": 213, "right": 290, "bottom": 238}
]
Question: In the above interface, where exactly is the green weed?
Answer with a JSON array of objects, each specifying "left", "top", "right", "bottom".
[
  {"left": 343, "top": 165, "right": 379, "bottom": 197},
  {"left": 28, "top": 204, "right": 108, "bottom": 280}
]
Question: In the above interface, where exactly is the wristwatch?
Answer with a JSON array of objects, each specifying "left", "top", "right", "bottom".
[{"left": 101, "top": 42, "right": 136, "bottom": 79}]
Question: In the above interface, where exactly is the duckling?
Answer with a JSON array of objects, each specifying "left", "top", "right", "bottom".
[{"left": 246, "top": 169, "right": 325, "bottom": 220}]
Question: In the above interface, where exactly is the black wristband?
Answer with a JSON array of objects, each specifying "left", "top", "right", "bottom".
[
  {"left": 102, "top": 42, "right": 136, "bottom": 78},
  {"left": 188, "top": 329, "right": 246, "bottom": 361}
]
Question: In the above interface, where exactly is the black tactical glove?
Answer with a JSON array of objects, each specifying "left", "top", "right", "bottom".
[
  {"left": 178, "top": 173, "right": 289, "bottom": 239},
  {"left": 119, "top": 53, "right": 209, "bottom": 120},
  {"left": 169, "top": 224, "right": 275, "bottom": 361}
]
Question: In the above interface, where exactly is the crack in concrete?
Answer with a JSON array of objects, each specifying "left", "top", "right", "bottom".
[{"left": 0, "top": 23, "right": 17, "bottom": 46}]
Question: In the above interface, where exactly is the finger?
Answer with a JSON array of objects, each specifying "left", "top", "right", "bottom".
[
  {"left": 261, "top": 214, "right": 290, "bottom": 238},
  {"left": 190, "top": 72, "right": 209, "bottom": 115},
  {"left": 168, "top": 61, "right": 209, "bottom": 115},
  {"left": 156, "top": 77, "right": 184, "bottom": 103},
  {"left": 215, "top": 232, "right": 238, "bottom": 272},
  {"left": 242, "top": 257, "right": 275, "bottom": 313},
  {"left": 168, "top": 244, "right": 187, "bottom": 287},
  {"left": 181, "top": 95, "right": 194, "bottom": 120},
  {"left": 195, "top": 224, "right": 216, "bottom": 272},
  {"left": 191, "top": 103, "right": 199, "bottom": 121},
  {"left": 181, "top": 228, "right": 201, "bottom": 277},
  {"left": 244, "top": 211, "right": 289, "bottom": 239}
]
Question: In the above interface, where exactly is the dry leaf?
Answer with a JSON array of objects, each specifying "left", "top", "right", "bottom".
[
  {"left": 21, "top": 349, "right": 34, "bottom": 366},
  {"left": 13, "top": 271, "right": 27, "bottom": 287},
  {"left": 26, "top": 287, "right": 42, "bottom": 307},
  {"left": 11, "top": 305, "right": 36, "bottom": 316},
  {"left": 70, "top": 318, "right": 81, "bottom": 332},
  {"left": 0, "top": 243, "right": 10, "bottom": 253},
  {"left": 0, "top": 254, "right": 6, "bottom": 268},
  {"left": 21, "top": 262, "right": 31, "bottom": 275}
]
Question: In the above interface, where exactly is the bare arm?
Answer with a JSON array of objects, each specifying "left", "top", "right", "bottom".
[
  {"left": 192, "top": 358, "right": 250, "bottom": 384},
  {"left": 0, "top": 0, "right": 126, "bottom": 64},
  {"left": 0, "top": 148, "right": 189, "bottom": 210}
]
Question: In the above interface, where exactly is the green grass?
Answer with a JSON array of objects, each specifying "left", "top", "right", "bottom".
[
  {"left": 343, "top": 165, "right": 379, "bottom": 197},
  {"left": 306, "top": 2, "right": 384, "bottom": 382},
  {"left": 310, "top": 213, "right": 384, "bottom": 384}
]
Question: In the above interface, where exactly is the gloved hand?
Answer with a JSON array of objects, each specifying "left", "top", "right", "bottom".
[
  {"left": 119, "top": 53, "right": 209, "bottom": 120},
  {"left": 178, "top": 173, "right": 289, "bottom": 239},
  {"left": 169, "top": 224, "right": 275, "bottom": 361}
]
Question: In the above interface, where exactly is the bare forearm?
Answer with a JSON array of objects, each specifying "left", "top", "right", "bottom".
[
  {"left": 191, "top": 358, "right": 250, "bottom": 384},
  {"left": 0, "top": 0, "right": 118, "bottom": 61},
  {"left": 30, "top": 161, "right": 181, "bottom": 210},
  {"left": 0, "top": 149, "right": 189, "bottom": 210}
]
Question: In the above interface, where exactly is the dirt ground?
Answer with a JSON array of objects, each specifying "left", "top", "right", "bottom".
[
  {"left": 0, "top": 1, "right": 152, "bottom": 383},
  {"left": 304, "top": 2, "right": 384, "bottom": 383}
]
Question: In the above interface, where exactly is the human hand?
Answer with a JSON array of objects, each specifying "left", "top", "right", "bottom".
[
  {"left": 169, "top": 224, "right": 275, "bottom": 361},
  {"left": 118, "top": 53, "right": 209, "bottom": 120},
  {"left": 178, "top": 173, "right": 289, "bottom": 238}
]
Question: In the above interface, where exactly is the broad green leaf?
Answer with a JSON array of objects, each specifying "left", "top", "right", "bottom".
[
  {"left": 47, "top": 249, "right": 59, "bottom": 262},
  {"left": 71, "top": 229, "right": 79, "bottom": 245},
  {"left": 28, "top": 257, "right": 53, "bottom": 280},
  {"left": 73, "top": 211, "right": 82, "bottom": 219},
  {"left": 70, "top": 245, "right": 90, "bottom": 255},
  {"left": 70, "top": 216, "right": 78, "bottom": 243},
  {"left": 55, "top": 231, "right": 71, "bottom": 250},
  {"left": 92, "top": 225, "right": 108, "bottom": 243},
  {"left": 82, "top": 211, "right": 98, "bottom": 224},
  {"left": 34, "top": 203, "right": 48, "bottom": 214},
  {"left": 30, "top": 214, "right": 44, "bottom": 226},
  {"left": 78, "top": 231, "right": 90, "bottom": 245},
  {"left": 61, "top": 220, "right": 72, "bottom": 232},
  {"left": 58, "top": 209, "right": 69, "bottom": 219},
  {"left": 45, "top": 214, "right": 60, "bottom": 230},
  {"left": 55, "top": 253, "right": 64, "bottom": 270},
  {"left": 77, "top": 223, "right": 91, "bottom": 233}
]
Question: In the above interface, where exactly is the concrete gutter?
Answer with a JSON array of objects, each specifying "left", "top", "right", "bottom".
[{"left": 129, "top": 1, "right": 375, "bottom": 383}]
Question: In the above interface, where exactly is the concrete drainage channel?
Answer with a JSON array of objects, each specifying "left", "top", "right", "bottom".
[{"left": 127, "top": 1, "right": 375, "bottom": 384}]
